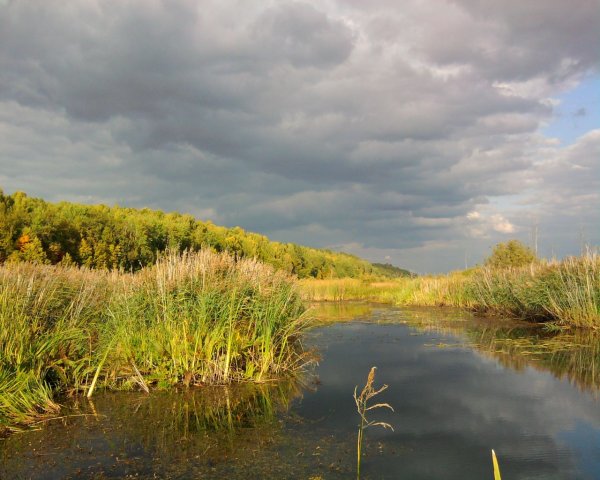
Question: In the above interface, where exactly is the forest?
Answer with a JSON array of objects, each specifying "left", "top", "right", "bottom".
[{"left": 0, "top": 189, "right": 390, "bottom": 279}]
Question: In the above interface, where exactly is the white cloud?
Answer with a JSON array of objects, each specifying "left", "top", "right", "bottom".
[{"left": 491, "top": 214, "right": 516, "bottom": 234}]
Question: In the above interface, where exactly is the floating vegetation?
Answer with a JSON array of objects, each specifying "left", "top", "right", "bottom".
[
  {"left": 373, "top": 305, "right": 600, "bottom": 394},
  {"left": 0, "top": 380, "right": 318, "bottom": 479}
]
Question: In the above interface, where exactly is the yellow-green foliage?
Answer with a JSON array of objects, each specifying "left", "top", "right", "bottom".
[
  {"left": 300, "top": 271, "right": 474, "bottom": 307},
  {"left": 0, "top": 189, "right": 376, "bottom": 279},
  {"left": 0, "top": 250, "right": 309, "bottom": 433},
  {"left": 484, "top": 239, "right": 537, "bottom": 268}
]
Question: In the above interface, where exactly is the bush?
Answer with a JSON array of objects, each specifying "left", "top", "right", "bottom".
[{"left": 484, "top": 240, "right": 537, "bottom": 268}]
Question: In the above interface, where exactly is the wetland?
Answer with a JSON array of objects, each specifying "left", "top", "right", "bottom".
[{"left": 3, "top": 302, "right": 600, "bottom": 479}]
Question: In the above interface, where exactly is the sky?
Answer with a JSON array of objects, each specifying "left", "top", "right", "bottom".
[{"left": 0, "top": 0, "right": 598, "bottom": 273}]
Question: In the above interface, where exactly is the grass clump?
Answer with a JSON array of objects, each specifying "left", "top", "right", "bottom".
[
  {"left": 0, "top": 250, "right": 309, "bottom": 433},
  {"left": 468, "top": 255, "right": 600, "bottom": 327},
  {"left": 301, "top": 254, "right": 600, "bottom": 327},
  {"left": 98, "top": 250, "right": 308, "bottom": 390},
  {"left": 0, "top": 263, "right": 110, "bottom": 428}
]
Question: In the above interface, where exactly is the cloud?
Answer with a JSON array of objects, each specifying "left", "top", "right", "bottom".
[
  {"left": 252, "top": 2, "right": 355, "bottom": 68},
  {"left": 490, "top": 214, "right": 516, "bottom": 234},
  {"left": 0, "top": 0, "right": 598, "bottom": 272}
]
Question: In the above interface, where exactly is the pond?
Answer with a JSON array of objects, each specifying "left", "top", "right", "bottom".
[{"left": 2, "top": 303, "right": 600, "bottom": 479}]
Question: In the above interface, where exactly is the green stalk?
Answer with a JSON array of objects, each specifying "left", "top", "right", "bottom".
[{"left": 87, "top": 337, "right": 115, "bottom": 398}]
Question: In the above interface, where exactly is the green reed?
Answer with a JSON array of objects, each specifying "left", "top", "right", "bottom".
[
  {"left": 97, "top": 250, "right": 309, "bottom": 390},
  {"left": 0, "top": 250, "right": 309, "bottom": 434},
  {"left": 0, "top": 263, "right": 110, "bottom": 428},
  {"left": 468, "top": 255, "right": 600, "bottom": 326}
]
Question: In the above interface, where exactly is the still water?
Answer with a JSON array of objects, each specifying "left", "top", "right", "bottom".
[{"left": 2, "top": 303, "right": 600, "bottom": 479}]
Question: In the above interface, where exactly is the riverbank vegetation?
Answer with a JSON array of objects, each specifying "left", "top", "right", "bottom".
[
  {"left": 0, "top": 250, "right": 309, "bottom": 433},
  {"left": 302, "top": 252, "right": 600, "bottom": 328},
  {"left": 0, "top": 189, "right": 392, "bottom": 279}
]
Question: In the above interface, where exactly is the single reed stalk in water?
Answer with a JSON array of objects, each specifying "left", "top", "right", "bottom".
[
  {"left": 353, "top": 366, "right": 393, "bottom": 480},
  {"left": 492, "top": 449, "right": 502, "bottom": 480}
]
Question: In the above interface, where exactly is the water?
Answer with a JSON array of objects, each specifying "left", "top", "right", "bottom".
[{"left": 2, "top": 303, "right": 600, "bottom": 479}]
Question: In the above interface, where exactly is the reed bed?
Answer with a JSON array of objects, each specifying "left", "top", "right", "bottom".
[
  {"left": 0, "top": 262, "right": 111, "bottom": 428},
  {"left": 300, "top": 272, "right": 473, "bottom": 306},
  {"left": 299, "top": 278, "right": 399, "bottom": 303},
  {"left": 0, "top": 250, "right": 308, "bottom": 433},
  {"left": 301, "top": 255, "right": 600, "bottom": 327},
  {"left": 468, "top": 255, "right": 600, "bottom": 327}
]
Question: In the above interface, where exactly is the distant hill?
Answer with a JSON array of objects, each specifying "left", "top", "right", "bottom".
[
  {"left": 0, "top": 188, "right": 405, "bottom": 279},
  {"left": 371, "top": 262, "right": 415, "bottom": 278}
]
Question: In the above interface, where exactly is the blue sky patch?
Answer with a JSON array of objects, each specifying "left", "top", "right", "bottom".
[{"left": 543, "top": 74, "right": 600, "bottom": 145}]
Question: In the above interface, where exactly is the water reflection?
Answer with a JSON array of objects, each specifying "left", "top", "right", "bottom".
[
  {"left": 311, "top": 302, "right": 600, "bottom": 394},
  {"left": 308, "top": 301, "right": 375, "bottom": 324},
  {"left": 0, "top": 381, "right": 312, "bottom": 479},
  {"left": 304, "top": 304, "right": 600, "bottom": 479},
  {"left": 3, "top": 304, "right": 600, "bottom": 479}
]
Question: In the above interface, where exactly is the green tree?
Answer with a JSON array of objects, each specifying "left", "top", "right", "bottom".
[
  {"left": 485, "top": 240, "right": 537, "bottom": 268},
  {"left": 0, "top": 187, "right": 399, "bottom": 278}
]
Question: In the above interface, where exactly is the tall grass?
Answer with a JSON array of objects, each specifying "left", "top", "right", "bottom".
[
  {"left": 0, "top": 250, "right": 309, "bottom": 433},
  {"left": 0, "top": 263, "right": 110, "bottom": 428},
  {"left": 301, "top": 255, "right": 600, "bottom": 327},
  {"left": 468, "top": 255, "right": 600, "bottom": 327},
  {"left": 300, "top": 272, "right": 474, "bottom": 306},
  {"left": 98, "top": 251, "right": 308, "bottom": 389}
]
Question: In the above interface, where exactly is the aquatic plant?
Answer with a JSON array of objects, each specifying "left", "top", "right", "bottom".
[
  {"left": 0, "top": 250, "right": 310, "bottom": 433},
  {"left": 468, "top": 254, "right": 600, "bottom": 326},
  {"left": 492, "top": 449, "right": 502, "bottom": 480},
  {"left": 0, "top": 262, "right": 111, "bottom": 428},
  {"left": 353, "top": 366, "right": 393, "bottom": 479},
  {"left": 301, "top": 254, "right": 600, "bottom": 327},
  {"left": 94, "top": 250, "right": 309, "bottom": 390}
]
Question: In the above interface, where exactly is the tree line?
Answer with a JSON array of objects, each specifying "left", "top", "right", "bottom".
[{"left": 0, "top": 189, "right": 387, "bottom": 279}]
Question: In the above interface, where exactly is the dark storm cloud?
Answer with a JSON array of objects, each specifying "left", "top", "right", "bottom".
[
  {"left": 0, "top": 0, "right": 598, "bottom": 271},
  {"left": 448, "top": 0, "right": 600, "bottom": 79}
]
